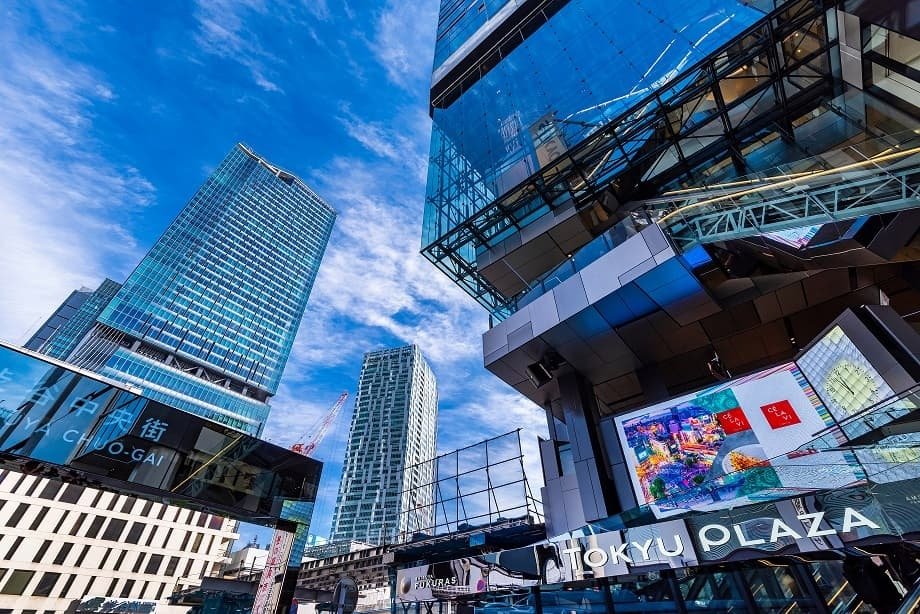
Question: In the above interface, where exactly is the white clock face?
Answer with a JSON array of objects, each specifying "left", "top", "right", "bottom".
[
  {"left": 797, "top": 326, "right": 894, "bottom": 425},
  {"left": 823, "top": 360, "right": 881, "bottom": 415}
]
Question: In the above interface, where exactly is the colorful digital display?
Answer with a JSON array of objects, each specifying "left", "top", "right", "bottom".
[
  {"left": 796, "top": 325, "right": 896, "bottom": 427},
  {"left": 614, "top": 363, "right": 846, "bottom": 517}
]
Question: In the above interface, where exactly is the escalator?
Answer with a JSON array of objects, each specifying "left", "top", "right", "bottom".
[{"left": 632, "top": 131, "right": 920, "bottom": 251}]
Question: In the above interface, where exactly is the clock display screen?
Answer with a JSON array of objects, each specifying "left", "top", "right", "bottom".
[{"left": 796, "top": 326, "right": 894, "bottom": 428}]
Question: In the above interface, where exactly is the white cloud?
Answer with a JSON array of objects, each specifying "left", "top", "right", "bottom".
[
  {"left": 190, "top": 0, "right": 339, "bottom": 93},
  {"left": 0, "top": 32, "right": 153, "bottom": 344},
  {"left": 371, "top": 0, "right": 439, "bottom": 89}
]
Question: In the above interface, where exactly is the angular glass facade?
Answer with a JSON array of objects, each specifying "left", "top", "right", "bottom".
[
  {"left": 423, "top": 0, "right": 763, "bottom": 249},
  {"left": 69, "top": 144, "right": 336, "bottom": 436}
]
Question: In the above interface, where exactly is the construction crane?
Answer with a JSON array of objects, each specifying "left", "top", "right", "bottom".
[{"left": 291, "top": 391, "right": 349, "bottom": 457}]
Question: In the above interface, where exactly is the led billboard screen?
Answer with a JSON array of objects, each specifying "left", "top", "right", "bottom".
[{"left": 613, "top": 363, "right": 852, "bottom": 517}]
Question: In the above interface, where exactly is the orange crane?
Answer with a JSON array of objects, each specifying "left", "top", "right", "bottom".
[{"left": 291, "top": 391, "right": 349, "bottom": 457}]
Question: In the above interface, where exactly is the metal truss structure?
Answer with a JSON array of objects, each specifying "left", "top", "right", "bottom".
[
  {"left": 422, "top": 0, "right": 841, "bottom": 319},
  {"left": 661, "top": 148, "right": 920, "bottom": 247},
  {"left": 396, "top": 430, "right": 543, "bottom": 544}
]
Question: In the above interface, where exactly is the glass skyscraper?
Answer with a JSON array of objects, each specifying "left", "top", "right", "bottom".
[
  {"left": 331, "top": 345, "right": 438, "bottom": 544},
  {"left": 68, "top": 144, "right": 336, "bottom": 436},
  {"left": 23, "top": 286, "right": 94, "bottom": 352},
  {"left": 33, "top": 278, "right": 122, "bottom": 360}
]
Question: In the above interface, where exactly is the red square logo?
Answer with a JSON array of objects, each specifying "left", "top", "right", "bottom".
[
  {"left": 716, "top": 408, "right": 751, "bottom": 434},
  {"left": 761, "top": 400, "right": 801, "bottom": 429}
]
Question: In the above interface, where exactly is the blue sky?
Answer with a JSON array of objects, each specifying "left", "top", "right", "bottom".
[{"left": 0, "top": 0, "right": 547, "bottom": 544}]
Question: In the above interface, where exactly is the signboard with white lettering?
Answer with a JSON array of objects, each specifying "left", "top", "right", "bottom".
[
  {"left": 395, "top": 479, "right": 920, "bottom": 600},
  {"left": 0, "top": 342, "right": 321, "bottom": 524}
]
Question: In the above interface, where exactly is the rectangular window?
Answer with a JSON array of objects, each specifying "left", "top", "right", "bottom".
[
  {"left": 69, "top": 512, "right": 86, "bottom": 536},
  {"left": 98, "top": 549, "right": 112, "bottom": 569},
  {"left": 52, "top": 511, "right": 69, "bottom": 533},
  {"left": 191, "top": 533, "right": 203, "bottom": 551},
  {"left": 183, "top": 559, "right": 193, "bottom": 577},
  {"left": 74, "top": 545, "right": 90, "bottom": 566},
  {"left": 32, "top": 572, "right": 60, "bottom": 597},
  {"left": 124, "top": 522, "right": 144, "bottom": 544},
  {"left": 107, "top": 577, "right": 118, "bottom": 595},
  {"left": 144, "top": 526, "right": 158, "bottom": 547},
  {"left": 0, "top": 570, "right": 34, "bottom": 595},
  {"left": 161, "top": 528, "right": 173, "bottom": 548},
  {"left": 85, "top": 516, "right": 104, "bottom": 538},
  {"left": 29, "top": 507, "right": 49, "bottom": 530},
  {"left": 120, "top": 579, "right": 134, "bottom": 598},
  {"left": 141, "top": 500, "right": 153, "bottom": 516},
  {"left": 120, "top": 498, "right": 135, "bottom": 514},
  {"left": 90, "top": 490, "right": 103, "bottom": 507},
  {"left": 114, "top": 550, "right": 127, "bottom": 569},
  {"left": 6, "top": 503, "right": 28, "bottom": 527},
  {"left": 10, "top": 473, "right": 27, "bottom": 493},
  {"left": 132, "top": 553, "right": 146, "bottom": 574},
  {"left": 58, "top": 485, "right": 84, "bottom": 504},
  {"left": 59, "top": 574, "right": 77, "bottom": 598},
  {"left": 37, "top": 481, "right": 60, "bottom": 501},
  {"left": 53, "top": 543, "right": 73, "bottom": 565},
  {"left": 32, "top": 541, "right": 51, "bottom": 563},
  {"left": 164, "top": 556, "right": 179, "bottom": 576},
  {"left": 101, "top": 518, "right": 126, "bottom": 541},
  {"left": 144, "top": 554, "right": 163, "bottom": 575},
  {"left": 5, "top": 537, "right": 23, "bottom": 559},
  {"left": 24, "top": 478, "right": 41, "bottom": 497}
]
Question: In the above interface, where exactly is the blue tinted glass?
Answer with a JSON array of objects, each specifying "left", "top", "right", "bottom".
[{"left": 424, "top": 0, "right": 762, "bottom": 247}]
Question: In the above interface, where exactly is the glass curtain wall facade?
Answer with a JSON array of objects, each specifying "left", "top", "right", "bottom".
[
  {"left": 67, "top": 144, "right": 336, "bottom": 436},
  {"left": 331, "top": 345, "right": 438, "bottom": 544},
  {"left": 38, "top": 279, "right": 121, "bottom": 361},
  {"left": 422, "top": 0, "right": 766, "bottom": 310},
  {"left": 417, "top": 1, "right": 920, "bottom": 611},
  {"left": 24, "top": 287, "right": 94, "bottom": 353}
]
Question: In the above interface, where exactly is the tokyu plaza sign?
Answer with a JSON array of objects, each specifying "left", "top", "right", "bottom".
[
  {"left": 394, "top": 482, "right": 920, "bottom": 604},
  {"left": 568, "top": 507, "right": 879, "bottom": 569}
]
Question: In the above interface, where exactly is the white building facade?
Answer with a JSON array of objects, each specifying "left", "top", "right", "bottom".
[
  {"left": 0, "top": 470, "right": 237, "bottom": 613},
  {"left": 330, "top": 345, "right": 438, "bottom": 544}
]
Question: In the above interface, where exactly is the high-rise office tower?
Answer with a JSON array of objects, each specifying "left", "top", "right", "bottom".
[
  {"left": 0, "top": 144, "right": 334, "bottom": 610},
  {"left": 32, "top": 279, "right": 122, "bottom": 360},
  {"left": 68, "top": 144, "right": 336, "bottom": 436},
  {"left": 331, "top": 345, "right": 438, "bottom": 544},
  {"left": 24, "top": 287, "right": 94, "bottom": 352}
]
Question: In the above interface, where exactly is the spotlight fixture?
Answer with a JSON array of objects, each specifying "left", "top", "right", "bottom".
[
  {"left": 525, "top": 351, "right": 565, "bottom": 389},
  {"left": 525, "top": 361, "right": 553, "bottom": 388},
  {"left": 707, "top": 352, "right": 731, "bottom": 381}
]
